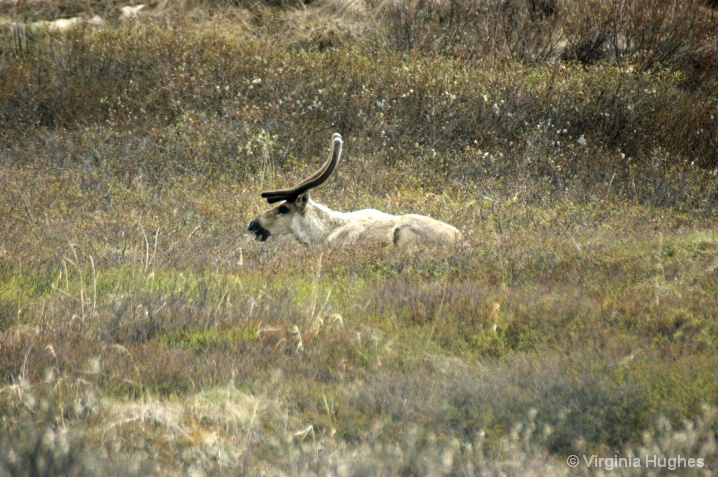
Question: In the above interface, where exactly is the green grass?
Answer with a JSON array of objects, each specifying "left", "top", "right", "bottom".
[{"left": 1, "top": 1, "right": 718, "bottom": 475}]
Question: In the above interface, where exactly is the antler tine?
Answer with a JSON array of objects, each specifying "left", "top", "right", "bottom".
[{"left": 261, "top": 133, "right": 343, "bottom": 204}]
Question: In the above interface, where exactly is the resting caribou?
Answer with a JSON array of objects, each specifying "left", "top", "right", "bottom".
[{"left": 248, "top": 133, "right": 462, "bottom": 248}]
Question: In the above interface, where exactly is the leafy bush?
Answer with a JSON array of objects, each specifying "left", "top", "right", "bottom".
[{"left": 382, "top": 0, "right": 718, "bottom": 89}]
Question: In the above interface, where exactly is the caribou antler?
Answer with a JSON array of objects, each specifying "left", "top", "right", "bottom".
[{"left": 261, "top": 133, "right": 343, "bottom": 204}]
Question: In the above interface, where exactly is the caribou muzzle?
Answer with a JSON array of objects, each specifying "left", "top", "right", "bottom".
[{"left": 248, "top": 220, "right": 271, "bottom": 242}]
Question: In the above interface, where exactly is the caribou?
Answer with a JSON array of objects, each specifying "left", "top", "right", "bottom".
[{"left": 248, "top": 133, "right": 463, "bottom": 249}]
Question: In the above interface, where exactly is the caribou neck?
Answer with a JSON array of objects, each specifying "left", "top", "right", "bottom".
[{"left": 291, "top": 199, "right": 349, "bottom": 244}]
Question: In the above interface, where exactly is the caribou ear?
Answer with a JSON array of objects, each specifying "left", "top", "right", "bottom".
[{"left": 295, "top": 192, "right": 309, "bottom": 211}]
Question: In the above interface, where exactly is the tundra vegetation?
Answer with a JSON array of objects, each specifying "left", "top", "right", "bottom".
[{"left": 1, "top": 0, "right": 717, "bottom": 475}]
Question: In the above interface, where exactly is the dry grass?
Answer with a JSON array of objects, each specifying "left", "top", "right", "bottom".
[{"left": 1, "top": 0, "right": 718, "bottom": 474}]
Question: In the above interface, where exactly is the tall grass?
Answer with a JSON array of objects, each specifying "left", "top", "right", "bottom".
[{"left": 1, "top": 0, "right": 717, "bottom": 474}]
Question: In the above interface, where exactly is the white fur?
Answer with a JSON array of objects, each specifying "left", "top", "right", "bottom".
[
  {"left": 291, "top": 200, "right": 395, "bottom": 244},
  {"left": 252, "top": 197, "right": 461, "bottom": 249}
]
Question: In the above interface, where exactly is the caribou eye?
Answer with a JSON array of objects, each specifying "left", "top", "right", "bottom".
[{"left": 278, "top": 205, "right": 290, "bottom": 215}]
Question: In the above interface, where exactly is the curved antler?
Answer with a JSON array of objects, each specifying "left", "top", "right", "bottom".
[{"left": 261, "top": 133, "right": 343, "bottom": 204}]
